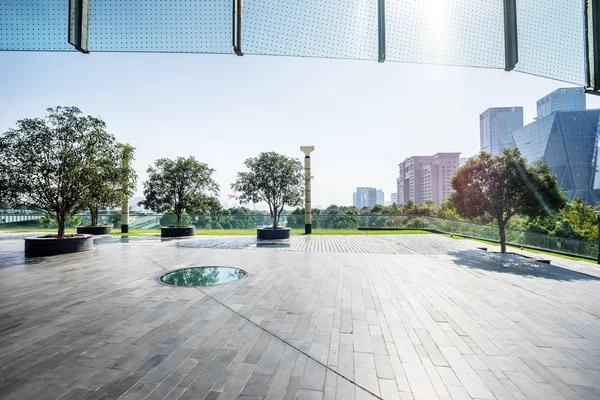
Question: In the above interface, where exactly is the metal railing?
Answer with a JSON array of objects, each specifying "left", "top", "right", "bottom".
[{"left": 1, "top": 212, "right": 596, "bottom": 258}]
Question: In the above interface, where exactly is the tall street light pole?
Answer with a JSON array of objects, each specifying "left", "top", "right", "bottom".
[
  {"left": 121, "top": 145, "right": 135, "bottom": 234},
  {"left": 300, "top": 146, "right": 314, "bottom": 234}
]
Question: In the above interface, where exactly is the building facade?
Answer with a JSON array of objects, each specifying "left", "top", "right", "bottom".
[
  {"left": 480, "top": 107, "right": 523, "bottom": 155},
  {"left": 376, "top": 190, "right": 384, "bottom": 206},
  {"left": 536, "top": 87, "right": 586, "bottom": 118},
  {"left": 391, "top": 193, "right": 397, "bottom": 204},
  {"left": 396, "top": 153, "right": 460, "bottom": 206},
  {"left": 353, "top": 187, "right": 379, "bottom": 209},
  {"left": 512, "top": 109, "right": 600, "bottom": 204}
]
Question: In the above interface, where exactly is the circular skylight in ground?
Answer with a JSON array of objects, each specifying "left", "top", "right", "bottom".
[{"left": 160, "top": 267, "right": 247, "bottom": 287}]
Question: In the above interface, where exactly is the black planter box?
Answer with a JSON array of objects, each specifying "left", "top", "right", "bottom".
[
  {"left": 257, "top": 228, "right": 291, "bottom": 239},
  {"left": 161, "top": 226, "right": 195, "bottom": 237},
  {"left": 25, "top": 235, "right": 93, "bottom": 257},
  {"left": 77, "top": 225, "right": 112, "bottom": 235}
]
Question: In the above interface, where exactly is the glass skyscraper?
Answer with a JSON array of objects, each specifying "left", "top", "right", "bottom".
[
  {"left": 536, "top": 87, "right": 586, "bottom": 118},
  {"left": 512, "top": 110, "right": 600, "bottom": 204},
  {"left": 480, "top": 107, "right": 524, "bottom": 155}
]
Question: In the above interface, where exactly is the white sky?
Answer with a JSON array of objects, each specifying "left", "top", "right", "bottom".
[{"left": 2, "top": 51, "right": 599, "bottom": 208}]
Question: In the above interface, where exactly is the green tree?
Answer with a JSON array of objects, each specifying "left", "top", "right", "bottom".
[
  {"left": 0, "top": 106, "right": 122, "bottom": 237},
  {"left": 139, "top": 157, "right": 220, "bottom": 227},
  {"left": 231, "top": 152, "right": 304, "bottom": 229},
  {"left": 449, "top": 149, "right": 566, "bottom": 253},
  {"left": 562, "top": 198, "right": 596, "bottom": 241},
  {"left": 160, "top": 211, "right": 192, "bottom": 227},
  {"left": 84, "top": 143, "right": 137, "bottom": 226},
  {"left": 371, "top": 204, "right": 384, "bottom": 214}
]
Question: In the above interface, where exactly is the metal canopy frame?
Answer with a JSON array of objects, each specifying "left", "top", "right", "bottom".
[
  {"left": 233, "top": 0, "right": 243, "bottom": 56},
  {"left": 378, "top": 0, "right": 386, "bottom": 63},
  {"left": 503, "top": 0, "right": 518, "bottom": 71},
  {"left": 68, "top": 0, "right": 89, "bottom": 53},
  {"left": 58, "top": 0, "right": 600, "bottom": 96},
  {"left": 586, "top": 0, "right": 600, "bottom": 95}
]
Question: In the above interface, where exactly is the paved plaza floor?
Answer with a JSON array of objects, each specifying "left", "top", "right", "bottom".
[{"left": 1, "top": 233, "right": 600, "bottom": 400}]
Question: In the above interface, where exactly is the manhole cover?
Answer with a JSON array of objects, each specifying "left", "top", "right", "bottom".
[{"left": 159, "top": 267, "right": 247, "bottom": 287}]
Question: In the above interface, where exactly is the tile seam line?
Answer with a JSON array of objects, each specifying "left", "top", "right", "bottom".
[{"left": 131, "top": 246, "right": 385, "bottom": 400}]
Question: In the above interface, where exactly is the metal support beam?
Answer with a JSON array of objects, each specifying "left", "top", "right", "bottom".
[
  {"left": 233, "top": 0, "right": 243, "bottom": 56},
  {"left": 586, "top": 0, "right": 600, "bottom": 93},
  {"left": 378, "top": 0, "right": 385, "bottom": 63},
  {"left": 503, "top": 0, "right": 518, "bottom": 71},
  {"left": 68, "top": 0, "right": 89, "bottom": 53}
]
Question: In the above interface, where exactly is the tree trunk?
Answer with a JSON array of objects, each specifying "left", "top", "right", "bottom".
[
  {"left": 90, "top": 208, "right": 98, "bottom": 226},
  {"left": 269, "top": 204, "right": 277, "bottom": 229},
  {"left": 498, "top": 223, "right": 506, "bottom": 254},
  {"left": 57, "top": 213, "right": 66, "bottom": 238},
  {"left": 176, "top": 210, "right": 182, "bottom": 227}
]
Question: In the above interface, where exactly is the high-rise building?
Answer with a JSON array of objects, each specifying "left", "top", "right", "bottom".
[
  {"left": 396, "top": 153, "right": 460, "bottom": 206},
  {"left": 536, "top": 87, "right": 586, "bottom": 118},
  {"left": 353, "top": 187, "right": 378, "bottom": 209},
  {"left": 513, "top": 109, "right": 600, "bottom": 204},
  {"left": 480, "top": 107, "right": 523, "bottom": 155},
  {"left": 376, "top": 190, "right": 384, "bottom": 206},
  {"left": 391, "top": 193, "right": 397, "bottom": 204}
]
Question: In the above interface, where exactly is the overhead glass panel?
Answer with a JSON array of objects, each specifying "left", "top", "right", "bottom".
[
  {"left": 0, "top": 1, "right": 74, "bottom": 51},
  {"left": 385, "top": 0, "right": 505, "bottom": 68},
  {"left": 515, "top": 0, "right": 586, "bottom": 85},
  {"left": 244, "top": 0, "right": 378, "bottom": 60},
  {"left": 88, "top": 0, "right": 232, "bottom": 53}
]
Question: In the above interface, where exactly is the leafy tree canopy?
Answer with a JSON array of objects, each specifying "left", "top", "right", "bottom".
[
  {"left": 231, "top": 152, "right": 304, "bottom": 229},
  {"left": 139, "top": 157, "right": 220, "bottom": 227},
  {"left": 84, "top": 143, "right": 137, "bottom": 226},
  {"left": 449, "top": 149, "right": 566, "bottom": 252},
  {"left": 0, "top": 106, "right": 124, "bottom": 237}
]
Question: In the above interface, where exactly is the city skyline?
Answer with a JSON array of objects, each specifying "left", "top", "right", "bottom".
[{"left": 2, "top": 52, "right": 600, "bottom": 207}]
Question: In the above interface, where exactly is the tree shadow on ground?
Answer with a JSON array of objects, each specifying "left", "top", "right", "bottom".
[
  {"left": 0, "top": 250, "right": 45, "bottom": 269},
  {"left": 448, "top": 250, "right": 599, "bottom": 282}
]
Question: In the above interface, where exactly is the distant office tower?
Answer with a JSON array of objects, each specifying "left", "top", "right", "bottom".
[
  {"left": 513, "top": 109, "right": 600, "bottom": 204},
  {"left": 480, "top": 107, "right": 523, "bottom": 155},
  {"left": 536, "top": 87, "right": 585, "bottom": 118},
  {"left": 391, "top": 193, "right": 397, "bottom": 204},
  {"left": 353, "top": 187, "right": 378, "bottom": 208},
  {"left": 376, "top": 190, "right": 384, "bottom": 206},
  {"left": 396, "top": 153, "right": 460, "bottom": 206}
]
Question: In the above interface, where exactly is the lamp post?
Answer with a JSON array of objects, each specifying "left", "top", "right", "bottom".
[
  {"left": 595, "top": 211, "right": 600, "bottom": 264},
  {"left": 121, "top": 145, "right": 135, "bottom": 234},
  {"left": 300, "top": 146, "right": 314, "bottom": 234}
]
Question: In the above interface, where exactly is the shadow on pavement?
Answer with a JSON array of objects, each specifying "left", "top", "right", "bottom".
[{"left": 448, "top": 250, "right": 598, "bottom": 282}]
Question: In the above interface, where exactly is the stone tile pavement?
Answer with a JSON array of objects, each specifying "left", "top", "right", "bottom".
[{"left": 0, "top": 233, "right": 599, "bottom": 399}]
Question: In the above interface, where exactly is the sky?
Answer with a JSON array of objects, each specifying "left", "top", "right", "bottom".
[{"left": 2, "top": 51, "right": 599, "bottom": 209}]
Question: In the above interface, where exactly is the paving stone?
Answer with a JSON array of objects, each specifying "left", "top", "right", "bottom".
[{"left": 1, "top": 233, "right": 600, "bottom": 400}]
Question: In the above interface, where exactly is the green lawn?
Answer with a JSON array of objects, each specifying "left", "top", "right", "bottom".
[
  {"left": 362, "top": 230, "right": 431, "bottom": 235},
  {"left": 444, "top": 234, "right": 596, "bottom": 264}
]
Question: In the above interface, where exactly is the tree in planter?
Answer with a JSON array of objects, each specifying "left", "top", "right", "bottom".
[
  {"left": 449, "top": 149, "right": 565, "bottom": 253},
  {"left": 139, "top": 157, "right": 220, "bottom": 227},
  {"left": 0, "top": 106, "right": 122, "bottom": 238},
  {"left": 84, "top": 143, "right": 137, "bottom": 227},
  {"left": 231, "top": 152, "right": 304, "bottom": 230}
]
